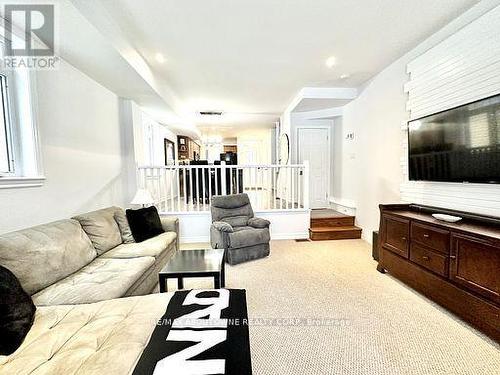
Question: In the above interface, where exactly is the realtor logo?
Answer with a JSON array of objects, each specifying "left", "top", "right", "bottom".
[
  {"left": 2, "top": 4, "right": 59, "bottom": 69},
  {"left": 5, "top": 4, "right": 54, "bottom": 56}
]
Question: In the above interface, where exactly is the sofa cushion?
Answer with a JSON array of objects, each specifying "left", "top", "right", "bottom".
[
  {"left": 73, "top": 207, "right": 123, "bottom": 255},
  {"left": 0, "top": 293, "right": 172, "bottom": 375},
  {"left": 114, "top": 209, "right": 135, "bottom": 244},
  {"left": 0, "top": 266, "right": 36, "bottom": 355},
  {"left": 101, "top": 232, "right": 177, "bottom": 259},
  {"left": 228, "top": 226, "right": 270, "bottom": 249},
  {"left": 0, "top": 219, "right": 97, "bottom": 295},
  {"left": 126, "top": 206, "right": 164, "bottom": 243},
  {"left": 32, "top": 257, "right": 155, "bottom": 306}
]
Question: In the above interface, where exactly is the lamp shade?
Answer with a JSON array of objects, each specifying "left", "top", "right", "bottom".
[{"left": 131, "top": 188, "right": 154, "bottom": 206}]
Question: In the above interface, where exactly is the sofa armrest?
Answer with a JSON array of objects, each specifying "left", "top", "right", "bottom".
[
  {"left": 212, "top": 221, "right": 234, "bottom": 232},
  {"left": 248, "top": 217, "right": 270, "bottom": 228},
  {"left": 161, "top": 216, "right": 179, "bottom": 251},
  {"left": 161, "top": 216, "right": 178, "bottom": 232}
]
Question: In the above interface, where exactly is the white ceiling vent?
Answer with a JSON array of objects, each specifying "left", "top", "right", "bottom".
[{"left": 199, "top": 111, "right": 223, "bottom": 116}]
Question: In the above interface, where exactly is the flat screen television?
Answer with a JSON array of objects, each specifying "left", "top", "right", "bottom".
[{"left": 408, "top": 94, "right": 500, "bottom": 184}]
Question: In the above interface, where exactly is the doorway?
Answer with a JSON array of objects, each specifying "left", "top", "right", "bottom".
[{"left": 297, "top": 127, "right": 330, "bottom": 208}]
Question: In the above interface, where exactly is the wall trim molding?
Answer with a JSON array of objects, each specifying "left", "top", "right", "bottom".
[
  {"left": 180, "top": 235, "right": 210, "bottom": 244},
  {"left": 0, "top": 176, "right": 45, "bottom": 189},
  {"left": 270, "top": 231, "right": 309, "bottom": 240},
  {"left": 180, "top": 231, "right": 309, "bottom": 244},
  {"left": 328, "top": 197, "right": 356, "bottom": 216}
]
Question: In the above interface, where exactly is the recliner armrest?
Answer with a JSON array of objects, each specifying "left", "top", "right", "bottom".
[
  {"left": 212, "top": 221, "right": 234, "bottom": 232},
  {"left": 247, "top": 217, "right": 270, "bottom": 228}
]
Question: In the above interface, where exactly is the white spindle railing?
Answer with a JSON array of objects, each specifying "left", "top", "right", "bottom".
[{"left": 137, "top": 163, "right": 309, "bottom": 213}]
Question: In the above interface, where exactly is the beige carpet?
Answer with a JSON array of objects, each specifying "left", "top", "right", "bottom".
[{"left": 173, "top": 240, "right": 500, "bottom": 374}]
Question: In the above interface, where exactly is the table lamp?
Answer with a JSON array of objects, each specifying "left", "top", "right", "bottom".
[{"left": 131, "top": 188, "right": 154, "bottom": 208}]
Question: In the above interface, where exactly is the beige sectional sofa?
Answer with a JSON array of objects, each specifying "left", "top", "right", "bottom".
[
  {"left": 0, "top": 206, "right": 179, "bottom": 305},
  {"left": 0, "top": 206, "right": 180, "bottom": 375},
  {"left": 0, "top": 293, "right": 174, "bottom": 375}
]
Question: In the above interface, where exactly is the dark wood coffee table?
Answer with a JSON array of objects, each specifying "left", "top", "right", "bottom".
[{"left": 159, "top": 248, "right": 225, "bottom": 292}]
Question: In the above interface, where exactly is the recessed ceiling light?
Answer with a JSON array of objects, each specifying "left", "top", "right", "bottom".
[
  {"left": 155, "top": 53, "right": 166, "bottom": 64},
  {"left": 325, "top": 56, "right": 336, "bottom": 68},
  {"left": 340, "top": 73, "right": 350, "bottom": 79}
]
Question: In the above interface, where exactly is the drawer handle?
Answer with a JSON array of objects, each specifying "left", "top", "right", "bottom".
[
  {"left": 402, "top": 237, "right": 407, "bottom": 241},
  {"left": 449, "top": 255, "right": 456, "bottom": 260},
  {"left": 422, "top": 256, "right": 430, "bottom": 261},
  {"left": 423, "top": 234, "right": 430, "bottom": 238}
]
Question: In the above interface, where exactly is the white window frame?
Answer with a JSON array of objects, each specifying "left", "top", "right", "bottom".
[
  {"left": 0, "top": 72, "right": 14, "bottom": 174},
  {"left": 0, "top": 23, "right": 44, "bottom": 188}
]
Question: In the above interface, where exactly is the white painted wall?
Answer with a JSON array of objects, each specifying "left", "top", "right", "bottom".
[
  {"left": 336, "top": 1, "right": 500, "bottom": 243},
  {"left": 341, "top": 59, "right": 408, "bottom": 241},
  {"left": 205, "top": 143, "right": 224, "bottom": 163},
  {"left": 164, "top": 210, "right": 309, "bottom": 243},
  {"left": 400, "top": 4, "right": 500, "bottom": 216},
  {"left": 237, "top": 128, "right": 272, "bottom": 165},
  {"left": 139, "top": 112, "right": 178, "bottom": 166},
  {"left": 331, "top": 118, "right": 343, "bottom": 203},
  {"left": 329, "top": 117, "right": 357, "bottom": 214},
  {"left": 0, "top": 60, "right": 131, "bottom": 234}
]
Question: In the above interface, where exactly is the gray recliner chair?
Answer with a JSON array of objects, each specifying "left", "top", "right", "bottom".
[{"left": 210, "top": 193, "right": 270, "bottom": 265}]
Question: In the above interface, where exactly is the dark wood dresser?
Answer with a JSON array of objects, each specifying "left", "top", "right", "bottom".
[{"left": 377, "top": 204, "right": 500, "bottom": 342}]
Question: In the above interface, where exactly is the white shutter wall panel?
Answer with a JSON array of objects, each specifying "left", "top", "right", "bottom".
[
  {"left": 405, "top": 6, "right": 500, "bottom": 120},
  {"left": 400, "top": 5, "right": 500, "bottom": 217}
]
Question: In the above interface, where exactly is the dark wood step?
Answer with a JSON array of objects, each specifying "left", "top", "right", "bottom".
[
  {"left": 311, "top": 216, "right": 355, "bottom": 228},
  {"left": 310, "top": 209, "right": 349, "bottom": 219},
  {"left": 309, "top": 226, "right": 362, "bottom": 241}
]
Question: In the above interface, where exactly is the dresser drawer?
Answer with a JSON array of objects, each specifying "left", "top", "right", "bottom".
[
  {"left": 410, "top": 243, "right": 449, "bottom": 277},
  {"left": 382, "top": 215, "right": 409, "bottom": 258},
  {"left": 411, "top": 222, "right": 450, "bottom": 254}
]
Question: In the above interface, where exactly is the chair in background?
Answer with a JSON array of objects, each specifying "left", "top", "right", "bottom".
[{"left": 210, "top": 193, "right": 270, "bottom": 265}]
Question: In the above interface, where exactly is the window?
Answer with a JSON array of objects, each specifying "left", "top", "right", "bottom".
[
  {"left": 468, "top": 113, "right": 491, "bottom": 148},
  {"left": 164, "top": 139, "right": 175, "bottom": 165},
  {"left": 0, "top": 28, "right": 44, "bottom": 188},
  {"left": 0, "top": 73, "right": 13, "bottom": 174}
]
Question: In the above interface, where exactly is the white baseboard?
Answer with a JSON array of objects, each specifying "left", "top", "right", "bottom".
[
  {"left": 361, "top": 230, "right": 372, "bottom": 245},
  {"left": 328, "top": 197, "right": 356, "bottom": 216},
  {"left": 180, "top": 231, "right": 309, "bottom": 243},
  {"left": 269, "top": 231, "right": 309, "bottom": 240},
  {"left": 180, "top": 235, "right": 210, "bottom": 244}
]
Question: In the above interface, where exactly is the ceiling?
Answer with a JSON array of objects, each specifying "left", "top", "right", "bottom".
[{"left": 67, "top": 0, "right": 478, "bottom": 131}]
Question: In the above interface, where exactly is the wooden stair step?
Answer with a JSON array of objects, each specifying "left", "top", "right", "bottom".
[
  {"left": 309, "top": 226, "right": 362, "bottom": 241},
  {"left": 310, "top": 209, "right": 349, "bottom": 219},
  {"left": 311, "top": 216, "right": 355, "bottom": 228}
]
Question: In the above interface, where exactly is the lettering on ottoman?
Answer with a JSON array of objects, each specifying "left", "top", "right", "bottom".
[
  {"left": 154, "top": 289, "right": 229, "bottom": 375},
  {"left": 133, "top": 288, "right": 251, "bottom": 375},
  {"left": 154, "top": 330, "right": 227, "bottom": 374}
]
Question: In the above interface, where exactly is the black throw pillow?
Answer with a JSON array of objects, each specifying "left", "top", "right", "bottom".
[
  {"left": 0, "top": 265, "right": 36, "bottom": 355},
  {"left": 126, "top": 206, "right": 165, "bottom": 243}
]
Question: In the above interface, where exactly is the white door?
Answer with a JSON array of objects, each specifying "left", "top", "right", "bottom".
[{"left": 298, "top": 127, "right": 330, "bottom": 208}]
